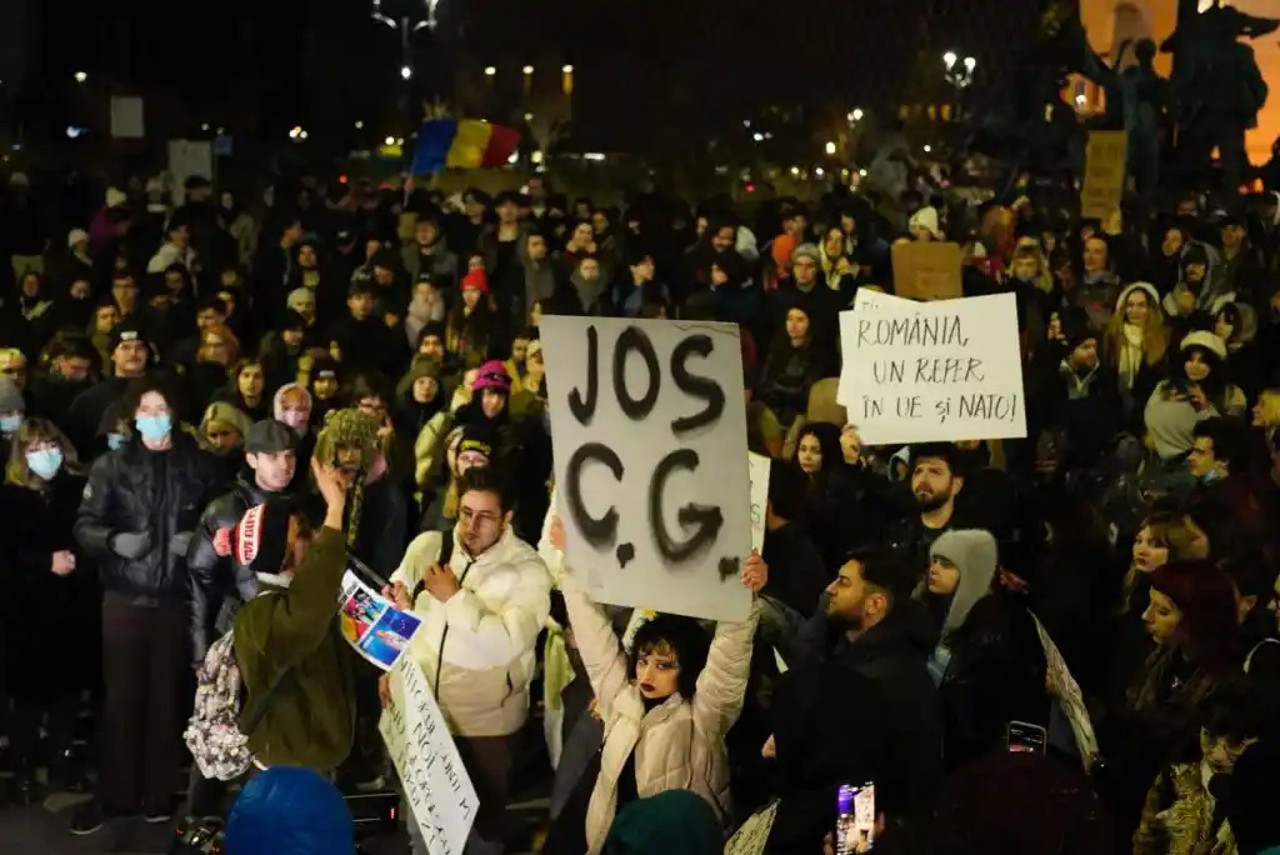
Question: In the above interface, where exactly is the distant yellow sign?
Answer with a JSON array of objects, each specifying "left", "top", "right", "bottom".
[
  {"left": 1081, "top": 131, "right": 1127, "bottom": 220},
  {"left": 891, "top": 241, "right": 963, "bottom": 301}
]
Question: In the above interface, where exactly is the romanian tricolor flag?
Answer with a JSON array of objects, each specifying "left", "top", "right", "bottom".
[{"left": 410, "top": 118, "right": 521, "bottom": 174}]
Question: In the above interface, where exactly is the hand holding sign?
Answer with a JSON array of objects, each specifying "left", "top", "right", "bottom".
[{"left": 741, "top": 551, "right": 768, "bottom": 595}]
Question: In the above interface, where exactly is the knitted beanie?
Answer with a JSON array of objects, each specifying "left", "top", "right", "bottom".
[{"left": 213, "top": 499, "right": 293, "bottom": 580}]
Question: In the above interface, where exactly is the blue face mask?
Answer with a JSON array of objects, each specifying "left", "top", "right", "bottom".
[
  {"left": 107, "top": 432, "right": 126, "bottom": 451},
  {"left": 135, "top": 414, "right": 172, "bottom": 443},
  {"left": 0, "top": 414, "right": 21, "bottom": 435},
  {"left": 26, "top": 448, "right": 63, "bottom": 480}
]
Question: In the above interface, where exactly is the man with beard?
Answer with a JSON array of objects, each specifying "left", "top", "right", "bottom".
[
  {"left": 779, "top": 548, "right": 942, "bottom": 842},
  {"left": 890, "top": 443, "right": 968, "bottom": 577},
  {"left": 28, "top": 335, "right": 97, "bottom": 425}
]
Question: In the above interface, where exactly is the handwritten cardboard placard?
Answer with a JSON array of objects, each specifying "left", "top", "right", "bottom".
[
  {"left": 725, "top": 800, "right": 780, "bottom": 855},
  {"left": 540, "top": 317, "right": 752, "bottom": 622},
  {"left": 891, "top": 241, "right": 963, "bottom": 301},
  {"left": 747, "top": 452, "right": 771, "bottom": 554},
  {"left": 380, "top": 656, "right": 479, "bottom": 855},
  {"left": 837, "top": 289, "right": 1026, "bottom": 444},
  {"left": 1081, "top": 131, "right": 1127, "bottom": 220}
]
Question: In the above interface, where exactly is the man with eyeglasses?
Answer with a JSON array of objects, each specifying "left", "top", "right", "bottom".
[{"left": 385, "top": 465, "right": 551, "bottom": 855}]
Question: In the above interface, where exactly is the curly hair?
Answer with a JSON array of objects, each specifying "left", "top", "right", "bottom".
[{"left": 627, "top": 614, "right": 711, "bottom": 700}]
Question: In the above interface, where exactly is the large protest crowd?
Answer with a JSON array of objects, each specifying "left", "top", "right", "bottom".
[{"left": 1, "top": 121, "right": 1280, "bottom": 854}]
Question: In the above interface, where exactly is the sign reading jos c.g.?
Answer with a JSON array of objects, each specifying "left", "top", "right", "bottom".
[{"left": 541, "top": 317, "right": 752, "bottom": 623}]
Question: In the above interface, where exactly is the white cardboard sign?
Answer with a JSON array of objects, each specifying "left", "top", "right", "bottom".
[
  {"left": 837, "top": 289, "right": 1025, "bottom": 444},
  {"left": 541, "top": 317, "right": 752, "bottom": 622},
  {"left": 379, "top": 656, "right": 479, "bottom": 855}
]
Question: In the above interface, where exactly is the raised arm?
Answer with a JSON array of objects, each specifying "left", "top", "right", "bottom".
[
  {"left": 549, "top": 514, "right": 631, "bottom": 720},
  {"left": 691, "top": 554, "right": 766, "bottom": 739}
]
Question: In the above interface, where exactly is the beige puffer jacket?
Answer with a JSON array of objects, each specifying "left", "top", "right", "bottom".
[
  {"left": 392, "top": 526, "right": 552, "bottom": 737},
  {"left": 560, "top": 572, "right": 759, "bottom": 854}
]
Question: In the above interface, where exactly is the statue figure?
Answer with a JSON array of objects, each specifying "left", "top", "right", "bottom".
[
  {"left": 1161, "top": 0, "right": 1278, "bottom": 195},
  {"left": 1081, "top": 39, "right": 1171, "bottom": 216}
]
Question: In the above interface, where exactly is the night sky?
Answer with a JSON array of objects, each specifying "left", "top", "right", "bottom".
[{"left": 1, "top": 1, "right": 1047, "bottom": 151}]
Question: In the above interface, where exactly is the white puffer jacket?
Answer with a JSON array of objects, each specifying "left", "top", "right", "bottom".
[
  {"left": 560, "top": 571, "right": 759, "bottom": 854},
  {"left": 392, "top": 525, "right": 551, "bottom": 737}
]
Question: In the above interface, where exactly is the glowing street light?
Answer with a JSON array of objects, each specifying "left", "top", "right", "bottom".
[
  {"left": 73, "top": 71, "right": 88, "bottom": 84},
  {"left": 355, "top": 120, "right": 364, "bottom": 130},
  {"left": 943, "top": 52, "right": 958, "bottom": 70},
  {"left": 385, "top": 136, "right": 396, "bottom": 146},
  {"left": 522, "top": 65, "right": 534, "bottom": 75},
  {"left": 923, "top": 144, "right": 932, "bottom": 153},
  {"left": 824, "top": 141, "right": 837, "bottom": 156},
  {"left": 561, "top": 64, "right": 574, "bottom": 74},
  {"left": 400, "top": 65, "right": 413, "bottom": 80},
  {"left": 853, "top": 108, "right": 864, "bottom": 121},
  {"left": 484, "top": 66, "right": 497, "bottom": 77},
  {"left": 815, "top": 167, "right": 825, "bottom": 177}
]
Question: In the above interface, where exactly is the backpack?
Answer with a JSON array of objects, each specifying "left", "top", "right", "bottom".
[{"left": 183, "top": 593, "right": 288, "bottom": 781}]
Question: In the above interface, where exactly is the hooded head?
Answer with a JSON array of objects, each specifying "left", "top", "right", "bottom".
[
  {"left": 273, "top": 383, "right": 313, "bottom": 436},
  {"left": 927, "top": 529, "right": 998, "bottom": 638},
  {"left": 0, "top": 377, "right": 26, "bottom": 436}
]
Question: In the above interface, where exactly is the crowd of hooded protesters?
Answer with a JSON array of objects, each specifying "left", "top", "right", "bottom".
[{"left": 0, "top": 166, "right": 1279, "bottom": 854}]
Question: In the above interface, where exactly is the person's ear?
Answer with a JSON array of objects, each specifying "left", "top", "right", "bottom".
[
  {"left": 503, "top": 509, "right": 514, "bottom": 529},
  {"left": 951, "top": 474, "right": 965, "bottom": 496}
]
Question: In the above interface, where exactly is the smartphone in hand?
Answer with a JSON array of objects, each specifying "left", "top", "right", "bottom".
[{"left": 836, "top": 782, "right": 876, "bottom": 853}]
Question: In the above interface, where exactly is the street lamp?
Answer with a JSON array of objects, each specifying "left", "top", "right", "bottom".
[
  {"left": 853, "top": 108, "right": 864, "bottom": 121},
  {"left": 522, "top": 65, "right": 534, "bottom": 75},
  {"left": 73, "top": 71, "right": 88, "bottom": 84},
  {"left": 400, "top": 64, "right": 413, "bottom": 80},
  {"left": 355, "top": 120, "right": 364, "bottom": 130},
  {"left": 561, "top": 64, "right": 573, "bottom": 74},
  {"left": 943, "top": 51, "right": 977, "bottom": 88},
  {"left": 484, "top": 66, "right": 496, "bottom": 77},
  {"left": 824, "top": 141, "right": 837, "bottom": 156}
]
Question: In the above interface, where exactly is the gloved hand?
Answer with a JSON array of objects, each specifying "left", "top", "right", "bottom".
[
  {"left": 169, "top": 531, "right": 194, "bottom": 558},
  {"left": 110, "top": 531, "right": 153, "bottom": 560}
]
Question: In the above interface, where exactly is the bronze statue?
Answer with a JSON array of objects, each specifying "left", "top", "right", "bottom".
[{"left": 1162, "top": 0, "right": 1278, "bottom": 195}]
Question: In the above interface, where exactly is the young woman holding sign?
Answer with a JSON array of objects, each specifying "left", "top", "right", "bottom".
[{"left": 543, "top": 515, "right": 766, "bottom": 855}]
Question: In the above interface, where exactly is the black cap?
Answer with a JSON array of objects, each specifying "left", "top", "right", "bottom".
[
  {"left": 245, "top": 420, "right": 298, "bottom": 454},
  {"left": 1183, "top": 243, "right": 1209, "bottom": 266},
  {"left": 108, "top": 319, "right": 149, "bottom": 353}
]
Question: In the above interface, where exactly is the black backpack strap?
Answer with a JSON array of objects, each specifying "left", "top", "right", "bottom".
[{"left": 410, "top": 529, "right": 454, "bottom": 604}]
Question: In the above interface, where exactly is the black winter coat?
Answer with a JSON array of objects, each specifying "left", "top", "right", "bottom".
[
  {"left": 74, "top": 432, "right": 220, "bottom": 600},
  {"left": 937, "top": 591, "right": 1049, "bottom": 771},
  {"left": 187, "top": 472, "right": 290, "bottom": 663},
  {"left": 0, "top": 475, "right": 99, "bottom": 696}
]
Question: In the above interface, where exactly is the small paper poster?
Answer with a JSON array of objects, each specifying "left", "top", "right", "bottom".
[{"left": 338, "top": 570, "right": 422, "bottom": 671}]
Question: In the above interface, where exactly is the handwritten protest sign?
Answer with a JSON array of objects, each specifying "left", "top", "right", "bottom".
[
  {"left": 1081, "top": 131, "right": 1127, "bottom": 220},
  {"left": 541, "top": 317, "right": 752, "bottom": 622},
  {"left": 338, "top": 571, "right": 421, "bottom": 671},
  {"left": 380, "top": 656, "right": 478, "bottom": 855},
  {"left": 725, "top": 800, "right": 780, "bottom": 855},
  {"left": 747, "top": 452, "right": 770, "bottom": 554},
  {"left": 891, "top": 241, "right": 963, "bottom": 301},
  {"left": 838, "top": 289, "right": 1025, "bottom": 444}
]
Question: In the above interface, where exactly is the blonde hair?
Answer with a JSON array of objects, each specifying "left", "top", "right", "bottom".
[
  {"left": 198, "top": 323, "right": 241, "bottom": 366},
  {"left": 1255, "top": 388, "right": 1280, "bottom": 429},
  {"left": 1104, "top": 287, "right": 1168, "bottom": 370},
  {"left": 5, "top": 418, "right": 78, "bottom": 489}
]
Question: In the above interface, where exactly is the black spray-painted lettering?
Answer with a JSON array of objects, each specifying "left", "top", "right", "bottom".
[
  {"left": 568, "top": 325, "right": 600, "bottom": 426},
  {"left": 669, "top": 334, "right": 725, "bottom": 433},
  {"left": 613, "top": 326, "right": 661, "bottom": 419},
  {"left": 649, "top": 448, "right": 724, "bottom": 562},
  {"left": 565, "top": 443, "right": 624, "bottom": 547}
]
